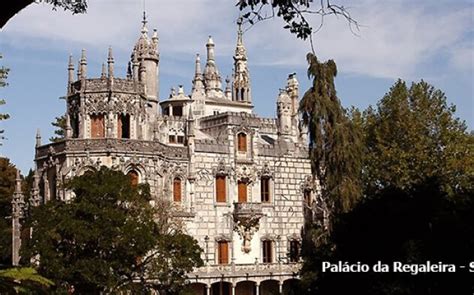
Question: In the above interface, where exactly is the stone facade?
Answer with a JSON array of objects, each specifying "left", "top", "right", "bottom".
[{"left": 30, "top": 15, "right": 313, "bottom": 295}]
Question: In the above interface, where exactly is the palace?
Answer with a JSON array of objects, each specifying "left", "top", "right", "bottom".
[{"left": 23, "top": 14, "right": 313, "bottom": 295}]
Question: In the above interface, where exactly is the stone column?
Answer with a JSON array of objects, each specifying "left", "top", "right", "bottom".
[
  {"left": 231, "top": 283, "right": 236, "bottom": 295},
  {"left": 206, "top": 285, "right": 210, "bottom": 295},
  {"left": 279, "top": 281, "right": 283, "bottom": 294},
  {"left": 255, "top": 282, "right": 260, "bottom": 295}
]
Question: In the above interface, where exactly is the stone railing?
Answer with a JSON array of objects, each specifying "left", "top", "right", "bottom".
[
  {"left": 191, "top": 262, "right": 300, "bottom": 278},
  {"left": 233, "top": 202, "right": 263, "bottom": 217},
  {"left": 35, "top": 138, "right": 188, "bottom": 160}
]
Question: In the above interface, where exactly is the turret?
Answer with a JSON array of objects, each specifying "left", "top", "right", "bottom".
[
  {"left": 277, "top": 89, "right": 292, "bottom": 135},
  {"left": 232, "top": 18, "right": 251, "bottom": 104},
  {"left": 79, "top": 49, "right": 87, "bottom": 79},
  {"left": 204, "top": 36, "right": 224, "bottom": 98},
  {"left": 67, "top": 54, "right": 74, "bottom": 93},
  {"left": 132, "top": 11, "right": 159, "bottom": 116}
]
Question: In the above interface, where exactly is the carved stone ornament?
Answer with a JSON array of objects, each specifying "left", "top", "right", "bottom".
[{"left": 233, "top": 203, "right": 263, "bottom": 253}]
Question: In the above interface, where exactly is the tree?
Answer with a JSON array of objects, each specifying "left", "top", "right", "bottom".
[
  {"left": 0, "top": 267, "right": 53, "bottom": 293},
  {"left": 49, "top": 115, "right": 66, "bottom": 142},
  {"left": 300, "top": 54, "right": 363, "bottom": 221},
  {"left": 1, "top": 0, "right": 87, "bottom": 28},
  {"left": 0, "top": 157, "right": 16, "bottom": 267},
  {"left": 22, "top": 167, "right": 202, "bottom": 293},
  {"left": 361, "top": 80, "right": 473, "bottom": 196},
  {"left": 0, "top": 54, "right": 10, "bottom": 144},
  {"left": 237, "top": 0, "right": 358, "bottom": 50},
  {"left": 302, "top": 178, "right": 473, "bottom": 295}
]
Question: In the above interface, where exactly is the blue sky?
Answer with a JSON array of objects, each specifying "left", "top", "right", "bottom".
[{"left": 0, "top": 0, "right": 473, "bottom": 173}]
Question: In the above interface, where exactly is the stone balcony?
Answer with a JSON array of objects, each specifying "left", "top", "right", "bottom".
[
  {"left": 233, "top": 202, "right": 263, "bottom": 218},
  {"left": 190, "top": 262, "right": 301, "bottom": 281}
]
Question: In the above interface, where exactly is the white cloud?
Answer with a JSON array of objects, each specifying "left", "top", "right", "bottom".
[{"left": 1, "top": 0, "right": 472, "bottom": 80}]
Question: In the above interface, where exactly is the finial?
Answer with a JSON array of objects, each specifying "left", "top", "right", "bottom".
[
  {"left": 178, "top": 85, "right": 184, "bottom": 95},
  {"left": 80, "top": 49, "right": 86, "bottom": 63},
  {"left": 107, "top": 46, "right": 114, "bottom": 78},
  {"left": 35, "top": 129, "right": 41, "bottom": 147},
  {"left": 141, "top": 11, "right": 148, "bottom": 34},
  {"left": 68, "top": 54, "right": 75, "bottom": 85},
  {"left": 207, "top": 35, "right": 214, "bottom": 46},
  {"left": 195, "top": 53, "right": 201, "bottom": 74},
  {"left": 68, "top": 54, "right": 74, "bottom": 68},
  {"left": 237, "top": 17, "right": 243, "bottom": 44},
  {"left": 79, "top": 49, "right": 87, "bottom": 78}
]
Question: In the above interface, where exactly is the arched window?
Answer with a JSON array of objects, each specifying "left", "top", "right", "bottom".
[
  {"left": 262, "top": 240, "right": 273, "bottom": 263},
  {"left": 118, "top": 114, "right": 130, "bottom": 139},
  {"left": 216, "top": 175, "right": 226, "bottom": 203},
  {"left": 289, "top": 240, "right": 300, "bottom": 262},
  {"left": 217, "top": 241, "right": 229, "bottom": 265},
  {"left": 237, "top": 180, "right": 247, "bottom": 203},
  {"left": 90, "top": 114, "right": 105, "bottom": 138},
  {"left": 261, "top": 177, "right": 270, "bottom": 202},
  {"left": 237, "top": 133, "right": 247, "bottom": 152},
  {"left": 127, "top": 170, "right": 139, "bottom": 187},
  {"left": 173, "top": 177, "right": 182, "bottom": 202}
]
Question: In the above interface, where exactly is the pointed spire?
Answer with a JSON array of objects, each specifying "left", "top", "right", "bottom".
[
  {"left": 141, "top": 11, "right": 148, "bottom": 34},
  {"left": 232, "top": 18, "right": 251, "bottom": 103},
  {"left": 107, "top": 46, "right": 114, "bottom": 78},
  {"left": 237, "top": 16, "right": 244, "bottom": 46},
  {"left": 132, "top": 51, "right": 139, "bottom": 81},
  {"left": 195, "top": 53, "right": 202, "bottom": 75},
  {"left": 206, "top": 35, "right": 215, "bottom": 62},
  {"left": 79, "top": 49, "right": 87, "bottom": 79},
  {"left": 225, "top": 76, "right": 232, "bottom": 99},
  {"left": 192, "top": 54, "right": 205, "bottom": 92},
  {"left": 101, "top": 63, "right": 106, "bottom": 79},
  {"left": 15, "top": 169, "right": 21, "bottom": 194},
  {"left": 68, "top": 54, "right": 74, "bottom": 85},
  {"left": 35, "top": 129, "right": 41, "bottom": 147},
  {"left": 152, "top": 28, "right": 158, "bottom": 46}
]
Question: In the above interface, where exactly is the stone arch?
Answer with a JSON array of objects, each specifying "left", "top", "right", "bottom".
[
  {"left": 211, "top": 281, "right": 232, "bottom": 295},
  {"left": 282, "top": 279, "right": 301, "bottom": 295},
  {"left": 235, "top": 280, "right": 257, "bottom": 295},
  {"left": 260, "top": 279, "right": 280, "bottom": 295}
]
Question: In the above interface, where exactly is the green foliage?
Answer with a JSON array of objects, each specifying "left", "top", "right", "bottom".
[
  {"left": 23, "top": 167, "right": 202, "bottom": 293},
  {"left": 299, "top": 53, "right": 363, "bottom": 214},
  {"left": 302, "top": 178, "right": 473, "bottom": 295},
  {"left": 361, "top": 79, "right": 473, "bottom": 196},
  {"left": 0, "top": 54, "right": 10, "bottom": 143},
  {"left": 49, "top": 115, "right": 66, "bottom": 142},
  {"left": 39, "top": 0, "right": 87, "bottom": 14},
  {"left": 0, "top": 267, "right": 53, "bottom": 293},
  {"left": 0, "top": 157, "right": 16, "bottom": 266}
]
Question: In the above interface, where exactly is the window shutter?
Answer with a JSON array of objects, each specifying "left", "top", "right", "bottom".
[
  {"left": 91, "top": 114, "right": 105, "bottom": 138},
  {"left": 216, "top": 175, "right": 226, "bottom": 202},
  {"left": 237, "top": 133, "right": 247, "bottom": 152},
  {"left": 173, "top": 178, "right": 181, "bottom": 202},
  {"left": 218, "top": 241, "right": 229, "bottom": 264},
  {"left": 238, "top": 181, "right": 247, "bottom": 203},
  {"left": 117, "top": 115, "right": 123, "bottom": 138},
  {"left": 127, "top": 171, "right": 139, "bottom": 187}
]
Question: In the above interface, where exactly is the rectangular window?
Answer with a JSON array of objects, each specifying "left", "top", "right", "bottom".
[
  {"left": 216, "top": 175, "right": 226, "bottom": 203},
  {"left": 173, "top": 106, "right": 183, "bottom": 117},
  {"left": 238, "top": 181, "right": 247, "bottom": 203},
  {"left": 261, "top": 177, "right": 270, "bottom": 202},
  {"left": 217, "top": 241, "right": 229, "bottom": 264},
  {"left": 173, "top": 178, "right": 181, "bottom": 202},
  {"left": 90, "top": 114, "right": 105, "bottom": 138},
  {"left": 169, "top": 135, "right": 176, "bottom": 144},
  {"left": 177, "top": 135, "right": 184, "bottom": 144},
  {"left": 118, "top": 114, "right": 130, "bottom": 139},
  {"left": 262, "top": 240, "right": 273, "bottom": 263},
  {"left": 237, "top": 133, "right": 247, "bottom": 152},
  {"left": 289, "top": 240, "right": 300, "bottom": 262}
]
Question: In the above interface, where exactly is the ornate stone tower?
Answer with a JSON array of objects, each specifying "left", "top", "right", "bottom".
[
  {"left": 232, "top": 18, "right": 251, "bottom": 104},
  {"left": 131, "top": 12, "right": 160, "bottom": 117},
  {"left": 204, "top": 36, "right": 224, "bottom": 99},
  {"left": 277, "top": 89, "right": 292, "bottom": 136}
]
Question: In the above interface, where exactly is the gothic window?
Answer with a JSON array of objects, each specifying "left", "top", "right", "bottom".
[
  {"left": 127, "top": 170, "right": 139, "bottom": 187},
  {"left": 262, "top": 240, "right": 273, "bottom": 263},
  {"left": 90, "top": 114, "right": 105, "bottom": 138},
  {"left": 289, "top": 240, "right": 300, "bottom": 262},
  {"left": 216, "top": 175, "right": 226, "bottom": 203},
  {"left": 237, "top": 180, "right": 247, "bottom": 203},
  {"left": 173, "top": 177, "right": 182, "bottom": 202},
  {"left": 118, "top": 114, "right": 130, "bottom": 139},
  {"left": 217, "top": 241, "right": 229, "bottom": 265},
  {"left": 240, "top": 88, "right": 245, "bottom": 101},
  {"left": 169, "top": 135, "right": 176, "bottom": 144},
  {"left": 261, "top": 177, "right": 271, "bottom": 202},
  {"left": 173, "top": 106, "right": 183, "bottom": 117},
  {"left": 71, "top": 114, "right": 79, "bottom": 138},
  {"left": 237, "top": 133, "right": 247, "bottom": 152}
]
